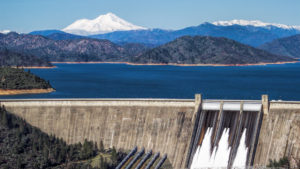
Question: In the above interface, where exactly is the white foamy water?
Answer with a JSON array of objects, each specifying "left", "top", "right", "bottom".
[
  {"left": 191, "top": 128, "right": 248, "bottom": 169},
  {"left": 233, "top": 131, "right": 247, "bottom": 167}
]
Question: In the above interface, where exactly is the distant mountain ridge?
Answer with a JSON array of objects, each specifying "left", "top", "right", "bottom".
[
  {"left": 212, "top": 19, "right": 300, "bottom": 30},
  {"left": 259, "top": 34, "right": 300, "bottom": 58},
  {"left": 26, "top": 18, "right": 300, "bottom": 47},
  {"left": 0, "top": 48, "right": 52, "bottom": 67},
  {"left": 0, "top": 32, "right": 148, "bottom": 62},
  {"left": 90, "top": 23, "right": 300, "bottom": 47},
  {"left": 30, "top": 30, "right": 84, "bottom": 40},
  {"left": 30, "top": 30, "right": 65, "bottom": 36},
  {"left": 130, "top": 36, "right": 296, "bottom": 64},
  {"left": 0, "top": 32, "right": 297, "bottom": 65}
]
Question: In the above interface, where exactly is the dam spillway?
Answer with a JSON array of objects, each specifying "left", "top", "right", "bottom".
[
  {"left": 187, "top": 98, "right": 263, "bottom": 168},
  {"left": 0, "top": 95, "right": 299, "bottom": 169}
]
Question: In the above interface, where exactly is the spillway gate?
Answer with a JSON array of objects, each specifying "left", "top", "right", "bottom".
[{"left": 186, "top": 95, "right": 267, "bottom": 169}]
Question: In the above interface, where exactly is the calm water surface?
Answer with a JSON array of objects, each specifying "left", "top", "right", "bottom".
[{"left": 1, "top": 63, "right": 300, "bottom": 100}]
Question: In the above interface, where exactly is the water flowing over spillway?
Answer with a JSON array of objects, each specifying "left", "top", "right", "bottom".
[
  {"left": 189, "top": 108, "right": 262, "bottom": 169},
  {"left": 191, "top": 129, "right": 248, "bottom": 168}
]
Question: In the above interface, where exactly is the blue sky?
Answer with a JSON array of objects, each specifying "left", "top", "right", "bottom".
[{"left": 1, "top": 0, "right": 300, "bottom": 33}]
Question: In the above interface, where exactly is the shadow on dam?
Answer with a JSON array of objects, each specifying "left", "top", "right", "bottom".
[{"left": 0, "top": 95, "right": 299, "bottom": 169}]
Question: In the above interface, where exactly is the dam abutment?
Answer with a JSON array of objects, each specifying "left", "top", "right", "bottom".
[
  {"left": 253, "top": 100, "right": 300, "bottom": 168},
  {"left": 0, "top": 95, "right": 299, "bottom": 169}
]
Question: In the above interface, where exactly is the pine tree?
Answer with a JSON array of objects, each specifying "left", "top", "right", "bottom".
[
  {"left": 16, "top": 157, "right": 23, "bottom": 169},
  {"left": 99, "top": 140, "right": 104, "bottom": 152},
  {"left": 0, "top": 107, "right": 3, "bottom": 123},
  {"left": 99, "top": 156, "right": 104, "bottom": 169},
  {"left": 1, "top": 109, "right": 8, "bottom": 127},
  {"left": 43, "top": 146, "right": 49, "bottom": 160},
  {"left": 94, "top": 141, "right": 98, "bottom": 152},
  {"left": 111, "top": 147, "right": 118, "bottom": 165},
  {"left": 99, "top": 156, "right": 108, "bottom": 169}
]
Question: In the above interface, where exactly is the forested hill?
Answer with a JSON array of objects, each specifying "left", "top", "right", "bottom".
[
  {"left": 0, "top": 106, "right": 125, "bottom": 169},
  {"left": 1, "top": 32, "right": 296, "bottom": 65},
  {"left": 0, "top": 32, "right": 148, "bottom": 62},
  {"left": 130, "top": 36, "right": 296, "bottom": 65},
  {"left": 0, "top": 48, "right": 52, "bottom": 67},
  {"left": 0, "top": 67, "right": 52, "bottom": 90},
  {"left": 259, "top": 34, "right": 300, "bottom": 58}
]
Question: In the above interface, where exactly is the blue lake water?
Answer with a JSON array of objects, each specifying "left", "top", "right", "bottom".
[{"left": 1, "top": 62, "right": 300, "bottom": 100}]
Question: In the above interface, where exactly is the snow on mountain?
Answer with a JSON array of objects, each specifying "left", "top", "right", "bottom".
[
  {"left": 62, "top": 12, "right": 147, "bottom": 36},
  {"left": 212, "top": 19, "right": 300, "bottom": 30},
  {"left": 0, "top": 30, "right": 12, "bottom": 34}
]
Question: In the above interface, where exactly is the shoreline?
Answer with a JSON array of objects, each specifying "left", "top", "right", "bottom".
[
  {"left": 11, "top": 66, "right": 57, "bottom": 69},
  {"left": 0, "top": 88, "right": 55, "bottom": 95},
  {"left": 51, "top": 60, "right": 299, "bottom": 67}
]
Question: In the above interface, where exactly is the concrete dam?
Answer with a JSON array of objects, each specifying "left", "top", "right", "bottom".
[{"left": 0, "top": 95, "right": 299, "bottom": 169}]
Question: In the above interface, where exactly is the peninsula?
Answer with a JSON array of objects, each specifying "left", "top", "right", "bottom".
[{"left": 0, "top": 67, "right": 54, "bottom": 95}]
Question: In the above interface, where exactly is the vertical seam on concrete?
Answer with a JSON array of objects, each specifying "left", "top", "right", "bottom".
[
  {"left": 251, "top": 108, "right": 264, "bottom": 166},
  {"left": 265, "top": 114, "right": 278, "bottom": 165},
  {"left": 248, "top": 109, "right": 263, "bottom": 166},
  {"left": 185, "top": 95, "right": 202, "bottom": 169}
]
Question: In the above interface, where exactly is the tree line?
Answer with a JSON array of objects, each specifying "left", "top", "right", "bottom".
[
  {"left": 0, "top": 106, "right": 124, "bottom": 169},
  {"left": 0, "top": 67, "right": 52, "bottom": 90}
]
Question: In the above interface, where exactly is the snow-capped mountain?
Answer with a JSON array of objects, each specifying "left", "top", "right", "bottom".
[
  {"left": 62, "top": 12, "right": 146, "bottom": 36},
  {"left": 212, "top": 20, "right": 300, "bottom": 30},
  {"left": 0, "top": 30, "right": 12, "bottom": 34}
]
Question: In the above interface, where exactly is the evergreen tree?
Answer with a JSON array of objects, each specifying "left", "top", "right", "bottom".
[
  {"left": 99, "top": 156, "right": 108, "bottom": 169},
  {"left": 111, "top": 147, "right": 118, "bottom": 165},
  {"left": 43, "top": 146, "right": 49, "bottom": 160},
  {"left": 80, "top": 139, "right": 95, "bottom": 159},
  {"left": 1, "top": 109, "right": 8, "bottom": 127},
  {"left": 16, "top": 157, "right": 23, "bottom": 169},
  {"left": 99, "top": 140, "right": 104, "bottom": 152}
]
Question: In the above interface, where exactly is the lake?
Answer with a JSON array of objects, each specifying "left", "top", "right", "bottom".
[{"left": 1, "top": 62, "right": 300, "bottom": 100}]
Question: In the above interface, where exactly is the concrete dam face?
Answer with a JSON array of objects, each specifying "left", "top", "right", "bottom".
[
  {"left": 0, "top": 95, "right": 299, "bottom": 169},
  {"left": 0, "top": 99, "right": 196, "bottom": 169}
]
